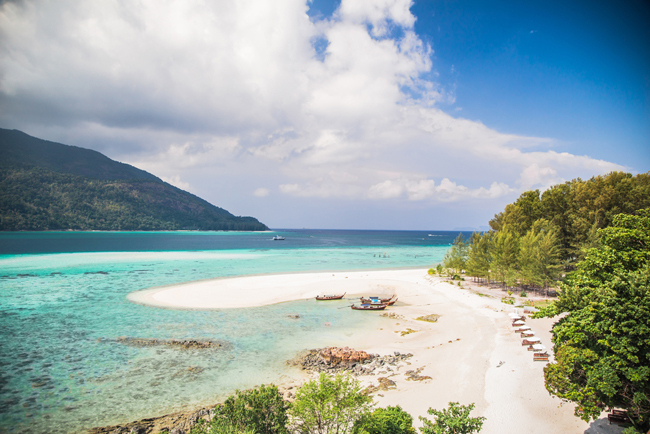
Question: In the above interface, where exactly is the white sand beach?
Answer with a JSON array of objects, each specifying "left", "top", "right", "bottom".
[{"left": 128, "top": 269, "right": 621, "bottom": 434}]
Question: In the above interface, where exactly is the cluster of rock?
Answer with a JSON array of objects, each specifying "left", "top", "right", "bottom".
[
  {"left": 88, "top": 407, "right": 216, "bottom": 434},
  {"left": 289, "top": 346, "right": 413, "bottom": 376},
  {"left": 114, "top": 337, "right": 228, "bottom": 350},
  {"left": 364, "top": 377, "right": 397, "bottom": 394}
]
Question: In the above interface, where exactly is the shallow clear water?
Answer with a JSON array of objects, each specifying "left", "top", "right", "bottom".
[{"left": 0, "top": 230, "right": 462, "bottom": 433}]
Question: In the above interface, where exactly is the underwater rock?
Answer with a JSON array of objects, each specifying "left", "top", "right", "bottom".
[{"left": 114, "top": 337, "right": 229, "bottom": 350}]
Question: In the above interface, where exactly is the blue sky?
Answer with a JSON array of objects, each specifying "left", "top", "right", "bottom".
[
  {"left": 410, "top": 0, "right": 650, "bottom": 168},
  {"left": 308, "top": 0, "right": 650, "bottom": 168},
  {"left": 1, "top": 0, "right": 648, "bottom": 229}
]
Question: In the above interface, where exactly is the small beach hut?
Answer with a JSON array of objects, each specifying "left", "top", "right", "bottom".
[
  {"left": 515, "top": 325, "right": 531, "bottom": 332},
  {"left": 512, "top": 320, "right": 525, "bottom": 326},
  {"left": 521, "top": 330, "right": 535, "bottom": 337},
  {"left": 531, "top": 344, "right": 546, "bottom": 352}
]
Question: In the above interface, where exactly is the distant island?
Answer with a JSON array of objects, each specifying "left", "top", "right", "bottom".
[{"left": 0, "top": 128, "right": 268, "bottom": 231}]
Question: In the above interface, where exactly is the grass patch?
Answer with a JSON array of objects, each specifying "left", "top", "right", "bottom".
[
  {"left": 476, "top": 292, "right": 492, "bottom": 298},
  {"left": 396, "top": 328, "right": 419, "bottom": 336},
  {"left": 416, "top": 314, "right": 440, "bottom": 323},
  {"left": 501, "top": 297, "right": 515, "bottom": 305},
  {"left": 524, "top": 299, "right": 554, "bottom": 308}
]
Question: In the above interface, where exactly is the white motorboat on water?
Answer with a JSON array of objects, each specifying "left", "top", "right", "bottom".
[{"left": 272, "top": 235, "right": 285, "bottom": 240}]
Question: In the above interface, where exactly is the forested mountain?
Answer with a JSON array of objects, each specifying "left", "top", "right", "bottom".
[
  {"left": 489, "top": 172, "right": 650, "bottom": 261},
  {"left": 0, "top": 128, "right": 268, "bottom": 231}
]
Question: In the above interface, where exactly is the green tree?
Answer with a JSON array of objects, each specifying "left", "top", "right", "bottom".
[
  {"left": 289, "top": 373, "right": 373, "bottom": 434},
  {"left": 491, "top": 228, "right": 519, "bottom": 289},
  {"left": 535, "top": 223, "right": 563, "bottom": 296},
  {"left": 213, "top": 384, "right": 289, "bottom": 434},
  {"left": 419, "top": 402, "right": 485, "bottom": 434},
  {"left": 539, "top": 211, "right": 650, "bottom": 431},
  {"left": 353, "top": 405, "right": 415, "bottom": 434},
  {"left": 443, "top": 234, "right": 469, "bottom": 277},
  {"left": 465, "top": 232, "right": 496, "bottom": 287}
]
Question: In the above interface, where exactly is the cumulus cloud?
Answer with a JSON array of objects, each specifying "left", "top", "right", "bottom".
[{"left": 0, "top": 0, "right": 627, "bottom": 226}]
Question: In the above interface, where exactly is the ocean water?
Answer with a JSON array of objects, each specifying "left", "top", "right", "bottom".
[{"left": 0, "top": 230, "right": 464, "bottom": 433}]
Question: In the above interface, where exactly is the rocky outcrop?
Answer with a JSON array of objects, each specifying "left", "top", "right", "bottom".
[
  {"left": 288, "top": 347, "right": 412, "bottom": 376},
  {"left": 87, "top": 407, "right": 216, "bottom": 434},
  {"left": 319, "top": 347, "right": 373, "bottom": 366},
  {"left": 364, "top": 377, "right": 397, "bottom": 394},
  {"left": 113, "top": 337, "right": 229, "bottom": 350}
]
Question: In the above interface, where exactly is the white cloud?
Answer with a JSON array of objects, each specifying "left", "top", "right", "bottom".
[
  {"left": 0, "top": 0, "right": 628, "bottom": 228},
  {"left": 253, "top": 188, "right": 270, "bottom": 197},
  {"left": 368, "top": 180, "right": 404, "bottom": 199}
]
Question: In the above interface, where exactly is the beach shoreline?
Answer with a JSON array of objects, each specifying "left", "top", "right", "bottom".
[{"left": 121, "top": 269, "right": 621, "bottom": 434}]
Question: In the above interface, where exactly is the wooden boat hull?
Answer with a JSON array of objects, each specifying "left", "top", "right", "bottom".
[
  {"left": 351, "top": 304, "right": 387, "bottom": 311},
  {"left": 316, "top": 292, "right": 346, "bottom": 301}
]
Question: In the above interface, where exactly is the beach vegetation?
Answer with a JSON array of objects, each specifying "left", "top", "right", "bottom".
[
  {"left": 428, "top": 268, "right": 435, "bottom": 275},
  {"left": 443, "top": 234, "right": 468, "bottom": 277},
  {"left": 353, "top": 405, "right": 415, "bottom": 434},
  {"left": 436, "top": 264, "right": 443, "bottom": 276},
  {"left": 190, "top": 417, "right": 255, "bottom": 434},
  {"left": 418, "top": 402, "right": 485, "bottom": 434},
  {"left": 211, "top": 384, "right": 289, "bottom": 434},
  {"left": 539, "top": 211, "right": 650, "bottom": 432},
  {"left": 288, "top": 372, "right": 372, "bottom": 434},
  {"left": 416, "top": 314, "right": 440, "bottom": 322},
  {"left": 489, "top": 172, "right": 650, "bottom": 266}
]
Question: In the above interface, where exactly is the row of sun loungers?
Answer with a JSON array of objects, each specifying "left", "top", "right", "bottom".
[
  {"left": 510, "top": 312, "right": 549, "bottom": 362},
  {"left": 510, "top": 312, "right": 633, "bottom": 425}
]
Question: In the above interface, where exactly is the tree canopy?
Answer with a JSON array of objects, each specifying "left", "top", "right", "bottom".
[
  {"left": 489, "top": 172, "right": 650, "bottom": 264},
  {"left": 540, "top": 210, "right": 650, "bottom": 432}
]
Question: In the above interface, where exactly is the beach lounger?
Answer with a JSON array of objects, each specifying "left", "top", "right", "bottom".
[
  {"left": 607, "top": 410, "right": 630, "bottom": 425},
  {"left": 533, "top": 355, "right": 549, "bottom": 362}
]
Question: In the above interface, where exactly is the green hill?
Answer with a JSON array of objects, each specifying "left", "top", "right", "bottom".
[{"left": 0, "top": 128, "right": 268, "bottom": 231}]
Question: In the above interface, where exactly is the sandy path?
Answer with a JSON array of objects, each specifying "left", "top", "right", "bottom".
[{"left": 127, "top": 269, "right": 623, "bottom": 434}]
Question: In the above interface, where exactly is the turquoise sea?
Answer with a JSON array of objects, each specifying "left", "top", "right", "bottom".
[{"left": 0, "top": 229, "right": 464, "bottom": 433}]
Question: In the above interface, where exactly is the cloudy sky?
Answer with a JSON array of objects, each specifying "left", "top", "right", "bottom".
[{"left": 1, "top": 0, "right": 648, "bottom": 230}]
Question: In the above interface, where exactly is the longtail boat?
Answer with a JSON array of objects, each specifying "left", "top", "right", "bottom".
[
  {"left": 351, "top": 303, "right": 387, "bottom": 311},
  {"left": 385, "top": 298, "right": 398, "bottom": 306},
  {"left": 360, "top": 295, "right": 395, "bottom": 304},
  {"left": 315, "top": 292, "right": 346, "bottom": 301}
]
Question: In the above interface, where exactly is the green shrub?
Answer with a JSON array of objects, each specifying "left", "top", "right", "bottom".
[
  {"left": 214, "top": 384, "right": 288, "bottom": 434},
  {"left": 190, "top": 418, "right": 255, "bottom": 434},
  {"left": 520, "top": 290, "right": 527, "bottom": 297},
  {"left": 289, "top": 372, "right": 372, "bottom": 434},
  {"left": 353, "top": 405, "right": 415, "bottom": 434},
  {"left": 419, "top": 402, "right": 485, "bottom": 434}
]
